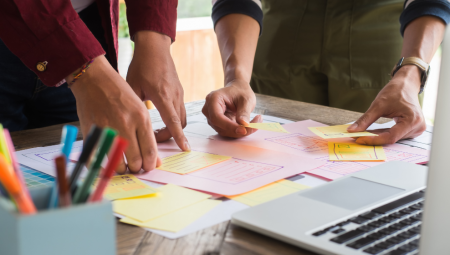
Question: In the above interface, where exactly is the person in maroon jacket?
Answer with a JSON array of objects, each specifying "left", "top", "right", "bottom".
[{"left": 0, "top": 0, "right": 186, "bottom": 173}]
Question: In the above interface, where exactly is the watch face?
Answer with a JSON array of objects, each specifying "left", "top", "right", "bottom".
[{"left": 396, "top": 57, "right": 405, "bottom": 68}]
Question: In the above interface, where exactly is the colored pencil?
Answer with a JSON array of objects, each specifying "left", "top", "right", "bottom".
[
  {"left": 54, "top": 155, "right": 71, "bottom": 207},
  {"left": 49, "top": 125, "right": 78, "bottom": 209},
  {"left": 73, "top": 128, "right": 117, "bottom": 204},
  {"left": 88, "top": 137, "right": 128, "bottom": 202},
  {"left": 0, "top": 154, "right": 36, "bottom": 214},
  {"left": 69, "top": 126, "right": 102, "bottom": 194}
]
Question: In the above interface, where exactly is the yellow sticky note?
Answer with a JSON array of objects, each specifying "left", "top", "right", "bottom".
[
  {"left": 120, "top": 199, "right": 221, "bottom": 232},
  {"left": 99, "top": 175, "right": 157, "bottom": 200},
  {"left": 113, "top": 183, "right": 211, "bottom": 222},
  {"left": 308, "top": 124, "right": 377, "bottom": 139},
  {"left": 328, "top": 142, "right": 386, "bottom": 162},
  {"left": 244, "top": 123, "right": 289, "bottom": 133},
  {"left": 156, "top": 151, "right": 231, "bottom": 174},
  {"left": 227, "top": 180, "right": 310, "bottom": 206}
]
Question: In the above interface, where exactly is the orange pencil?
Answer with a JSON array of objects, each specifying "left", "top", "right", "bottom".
[{"left": 0, "top": 154, "right": 36, "bottom": 214}]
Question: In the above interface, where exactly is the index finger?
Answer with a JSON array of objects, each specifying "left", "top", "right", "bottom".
[
  {"left": 157, "top": 101, "right": 190, "bottom": 151},
  {"left": 354, "top": 121, "right": 411, "bottom": 145}
]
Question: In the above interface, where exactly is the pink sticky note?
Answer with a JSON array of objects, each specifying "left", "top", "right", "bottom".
[
  {"left": 69, "top": 151, "right": 81, "bottom": 162},
  {"left": 210, "top": 120, "right": 429, "bottom": 181},
  {"left": 138, "top": 136, "right": 323, "bottom": 196}
]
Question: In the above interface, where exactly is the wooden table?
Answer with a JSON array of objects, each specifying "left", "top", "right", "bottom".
[{"left": 11, "top": 94, "right": 389, "bottom": 255}]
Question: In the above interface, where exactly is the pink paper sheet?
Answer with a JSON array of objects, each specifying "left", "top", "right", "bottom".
[
  {"left": 211, "top": 120, "right": 430, "bottom": 180},
  {"left": 138, "top": 137, "right": 323, "bottom": 195}
]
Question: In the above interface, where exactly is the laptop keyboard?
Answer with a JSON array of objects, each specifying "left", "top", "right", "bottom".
[{"left": 312, "top": 191, "right": 425, "bottom": 255}]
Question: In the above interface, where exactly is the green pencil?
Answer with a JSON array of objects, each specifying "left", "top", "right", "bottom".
[{"left": 73, "top": 128, "right": 117, "bottom": 204}]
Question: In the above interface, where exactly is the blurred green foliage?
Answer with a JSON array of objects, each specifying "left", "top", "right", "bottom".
[
  {"left": 118, "top": 0, "right": 212, "bottom": 38},
  {"left": 178, "top": 0, "right": 212, "bottom": 19},
  {"left": 118, "top": 3, "right": 129, "bottom": 38}
]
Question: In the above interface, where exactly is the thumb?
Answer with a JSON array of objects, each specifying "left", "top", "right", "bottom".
[
  {"left": 236, "top": 99, "right": 254, "bottom": 126},
  {"left": 348, "top": 107, "right": 380, "bottom": 132}
]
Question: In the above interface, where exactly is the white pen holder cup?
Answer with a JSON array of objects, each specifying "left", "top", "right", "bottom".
[{"left": 0, "top": 186, "right": 116, "bottom": 255}]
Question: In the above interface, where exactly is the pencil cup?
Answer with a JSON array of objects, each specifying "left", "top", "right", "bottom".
[{"left": 0, "top": 186, "right": 116, "bottom": 255}]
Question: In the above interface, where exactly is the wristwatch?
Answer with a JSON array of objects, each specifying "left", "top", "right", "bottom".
[{"left": 391, "top": 57, "right": 430, "bottom": 94}]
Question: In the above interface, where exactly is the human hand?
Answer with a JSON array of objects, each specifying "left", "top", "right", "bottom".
[
  {"left": 347, "top": 65, "right": 426, "bottom": 145},
  {"left": 202, "top": 79, "right": 261, "bottom": 137},
  {"left": 126, "top": 31, "right": 190, "bottom": 151},
  {"left": 68, "top": 56, "right": 161, "bottom": 174}
]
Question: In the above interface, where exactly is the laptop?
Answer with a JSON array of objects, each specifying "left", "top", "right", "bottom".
[{"left": 231, "top": 29, "right": 450, "bottom": 255}]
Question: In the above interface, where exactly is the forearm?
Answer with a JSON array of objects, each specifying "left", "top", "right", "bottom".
[
  {"left": 132, "top": 31, "right": 173, "bottom": 72},
  {"left": 394, "top": 16, "right": 446, "bottom": 92},
  {"left": 402, "top": 16, "right": 445, "bottom": 62},
  {"left": 215, "top": 14, "right": 259, "bottom": 86}
]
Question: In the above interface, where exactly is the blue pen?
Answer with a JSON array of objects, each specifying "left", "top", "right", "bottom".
[
  {"left": 61, "top": 125, "right": 79, "bottom": 160},
  {"left": 48, "top": 125, "right": 78, "bottom": 209}
]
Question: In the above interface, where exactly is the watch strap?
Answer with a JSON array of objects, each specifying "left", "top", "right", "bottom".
[
  {"left": 402, "top": 57, "right": 429, "bottom": 72},
  {"left": 391, "top": 57, "right": 430, "bottom": 94}
]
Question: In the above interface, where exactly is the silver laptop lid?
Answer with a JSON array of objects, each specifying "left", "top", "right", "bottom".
[{"left": 419, "top": 27, "right": 450, "bottom": 254}]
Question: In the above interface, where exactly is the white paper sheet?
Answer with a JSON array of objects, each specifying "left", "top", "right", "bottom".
[{"left": 366, "top": 121, "right": 433, "bottom": 151}]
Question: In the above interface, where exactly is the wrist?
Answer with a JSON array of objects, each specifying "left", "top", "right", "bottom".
[
  {"left": 225, "top": 77, "right": 251, "bottom": 89},
  {"left": 68, "top": 56, "right": 115, "bottom": 95},
  {"left": 224, "top": 67, "right": 252, "bottom": 87},
  {"left": 133, "top": 31, "right": 171, "bottom": 56},
  {"left": 391, "top": 65, "right": 422, "bottom": 93}
]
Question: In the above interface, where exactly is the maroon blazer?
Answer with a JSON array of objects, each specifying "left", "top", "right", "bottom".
[{"left": 0, "top": 0, "right": 177, "bottom": 86}]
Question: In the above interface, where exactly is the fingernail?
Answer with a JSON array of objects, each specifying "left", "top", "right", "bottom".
[
  {"left": 240, "top": 116, "right": 250, "bottom": 126},
  {"left": 236, "top": 127, "right": 247, "bottom": 135},
  {"left": 184, "top": 142, "right": 191, "bottom": 152},
  {"left": 348, "top": 123, "right": 358, "bottom": 131}
]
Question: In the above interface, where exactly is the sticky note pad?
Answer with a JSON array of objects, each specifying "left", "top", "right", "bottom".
[
  {"left": 328, "top": 142, "right": 386, "bottom": 162},
  {"left": 227, "top": 180, "right": 309, "bottom": 206},
  {"left": 120, "top": 199, "right": 221, "bottom": 232},
  {"left": 308, "top": 124, "right": 377, "bottom": 139},
  {"left": 99, "top": 175, "right": 157, "bottom": 200},
  {"left": 244, "top": 123, "right": 289, "bottom": 133},
  {"left": 156, "top": 151, "right": 231, "bottom": 174},
  {"left": 113, "top": 183, "right": 211, "bottom": 222}
]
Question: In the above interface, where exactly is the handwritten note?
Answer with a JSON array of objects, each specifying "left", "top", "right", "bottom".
[
  {"left": 156, "top": 151, "right": 231, "bottom": 174},
  {"left": 99, "top": 175, "right": 157, "bottom": 200},
  {"left": 309, "top": 124, "right": 377, "bottom": 139},
  {"left": 227, "top": 180, "right": 309, "bottom": 206},
  {"left": 113, "top": 184, "right": 211, "bottom": 222},
  {"left": 120, "top": 199, "right": 221, "bottom": 232},
  {"left": 328, "top": 142, "right": 386, "bottom": 162},
  {"left": 190, "top": 158, "right": 283, "bottom": 184},
  {"left": 244, "top": 123, "right": 289, "bottom": 133}
]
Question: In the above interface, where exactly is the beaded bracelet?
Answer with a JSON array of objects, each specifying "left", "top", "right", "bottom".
[{"left": 67, "top": 59, "right": 94, "bottom": 87}]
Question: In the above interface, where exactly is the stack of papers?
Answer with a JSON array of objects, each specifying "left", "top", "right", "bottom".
[
  {"left": 114, "top": 184, "right": 220, "bottom": 232},
  {"left": 15, "top": 112, "right": 432, "bottom": 239}
]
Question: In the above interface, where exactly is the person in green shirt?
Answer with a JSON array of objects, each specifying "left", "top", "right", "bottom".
[{"left": 203, "top": 0, "right": 449, "bottom": 145}]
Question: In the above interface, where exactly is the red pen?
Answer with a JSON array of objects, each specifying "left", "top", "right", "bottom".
[{"left": 88, "top": 137, "right": 128, "bottom": 202}]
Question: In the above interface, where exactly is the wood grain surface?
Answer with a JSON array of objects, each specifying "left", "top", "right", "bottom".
[{"left": 10, "top": 94, "right": 391, "bottom": 255}]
